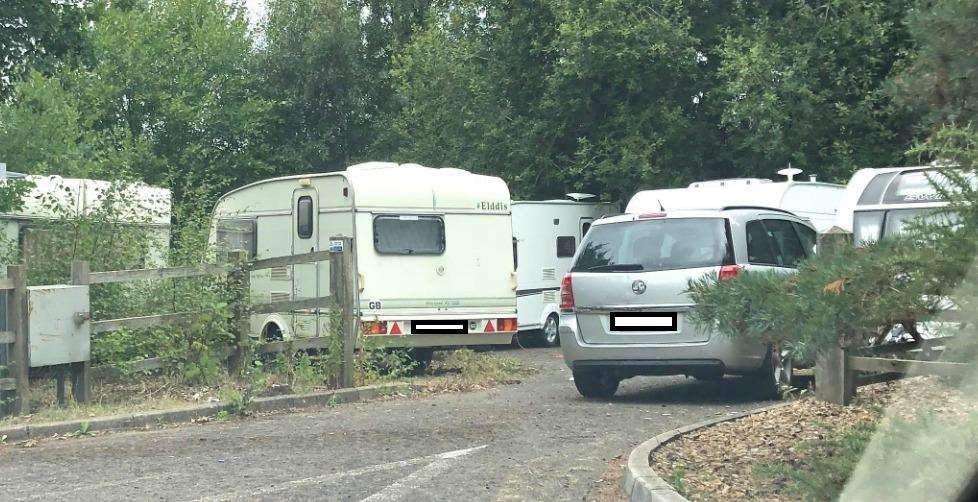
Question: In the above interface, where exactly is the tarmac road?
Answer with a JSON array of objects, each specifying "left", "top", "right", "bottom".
[{"left": 0, "top": 347, "right": 775, "bottom": 501}]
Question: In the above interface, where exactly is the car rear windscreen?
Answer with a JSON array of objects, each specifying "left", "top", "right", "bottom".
[
  {"left": 373, "top": 215, "right": 445, "bottom": 255},
  {"left": 571, "top": 218, "right": 733, "bottom": 273}
]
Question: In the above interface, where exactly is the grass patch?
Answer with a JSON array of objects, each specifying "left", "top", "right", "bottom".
[
  {"left": 755, "top": 421, "right": 874, "bottom": 501},
  {"left": 665, "top": 466, "right": 688, "bottom": 497},
  {"left": 756, "top": 410, "right": 978, "bottom": 501},
  {"left": 0, "top": 348, "right": 531, "bottom": 430},
  {"left": 414, "top": 349, "right": 534, "bottom": 393}
]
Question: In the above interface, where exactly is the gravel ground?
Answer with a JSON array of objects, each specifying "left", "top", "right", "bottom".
[
  {"left": 651, "top": 376, "right": 978, "bottom": 501},
  {"left": 0, "top": 347, "right": 776, "bottom": 501}
]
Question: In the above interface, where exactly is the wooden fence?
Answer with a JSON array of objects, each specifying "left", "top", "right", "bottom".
[
  {"left": 813, "top": 228, "right": 974, "bottom": 405},
  {"left": 0, "top": 236, "right": 357, "bottom": 417}
]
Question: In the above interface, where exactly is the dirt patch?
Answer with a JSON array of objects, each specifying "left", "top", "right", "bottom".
[
  {"left": 650, "top": 377, "right": 978, "bottom": 501},
  {"left": 585, "top": 454, "right": 627, "bottom": 502}
]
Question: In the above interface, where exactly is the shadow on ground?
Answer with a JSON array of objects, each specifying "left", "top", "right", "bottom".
[{"left": 612, "top": 376, "right": 778, "bottom": 405}]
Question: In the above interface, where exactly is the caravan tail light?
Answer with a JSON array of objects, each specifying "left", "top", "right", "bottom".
[
  {"left": 718, "top": 265, "right": 741, "bottom": 281},
  {"left": 484, "top": 320, "right": 495, "bottom": 333},
  {"left": 389, "top": 322, "right": 402, "bottom": 335},
  {"left": 362, "top": 321, "right": 388, "bottom": 335},
  {"left": 559, "top": 274, "right": 575, "bottom": 312},
  {"left": 496, "top": 318, "right": 517, "bottom": 332}
]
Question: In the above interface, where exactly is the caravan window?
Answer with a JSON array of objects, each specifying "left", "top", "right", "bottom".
[
  {"left": 296, "top": 196, "right": 314, "bottom": 239},
  {"left": 556, "top": 236, "right": 576, "bottom": 258},
  {"left": 374, "top": 215, "right": 445, "bottom": 255},
  {"left": 216, "top": 218, "right": 257, "bottom": 258}
]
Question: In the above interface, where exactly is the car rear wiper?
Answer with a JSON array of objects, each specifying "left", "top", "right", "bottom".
[{"left": 585, "top": 263, "right": 644, "bottom": 272}]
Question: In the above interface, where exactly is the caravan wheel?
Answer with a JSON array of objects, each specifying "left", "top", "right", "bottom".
[{"left": 541, "top": 314, "right": 560, "bottom": 347}]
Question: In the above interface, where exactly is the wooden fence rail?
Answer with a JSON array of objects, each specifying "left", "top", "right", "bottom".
[
  {"left": 88, "top": 264, "right": 231, "bottom": 284},
  {"left": 1, "top": 240, "right": 357, "bottom": 417},
  {"left": 90, "top": 312, "right": 205, "bottom": 334},
  {"left": 813, "top": 227, "right": 976, "bottom": 405}
]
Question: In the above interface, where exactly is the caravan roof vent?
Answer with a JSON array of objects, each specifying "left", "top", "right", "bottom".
[
  {"left": 778, "top": 167, "right": 804, "bottom": 181},
  {"left": 566, "top": 193, "right": 597, "bottom": 201}
]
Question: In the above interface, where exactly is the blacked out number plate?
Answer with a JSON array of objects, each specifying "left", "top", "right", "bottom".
[
  {"left": 410, "top": 320, "right": 468, "bottom": 335},
  {"left": 610, "top": 312, "right": 678, "bottom": 332}
]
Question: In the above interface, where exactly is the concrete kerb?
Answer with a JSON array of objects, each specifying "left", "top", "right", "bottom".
[
  {"left": 621, "top": 401, "right": 793, "bottom": 502},
  {"left": 0, "top": 382, "right": 414, "bottom": 443}
]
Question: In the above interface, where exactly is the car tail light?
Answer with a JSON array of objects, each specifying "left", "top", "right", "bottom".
[
  {"left": 638, "top": 212, "right": 667, "bottom": 219},
  {"left": 496, "top": 318, "right": 517, "bottom": 332},
  {"left": 361, "top": 321, "right": 388, "bottom": 335},
  {"left": 559, "top": 273, "right": 575, "bottom": 312},
  {"left": 718, "top": 265, "right": 741, "bottom": 281}
]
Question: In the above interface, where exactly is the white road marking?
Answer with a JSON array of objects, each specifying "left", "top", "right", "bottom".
[
  {"left": 193, "top": 444, "right": 487, "bottom": 502},
  {"left": 360, "top": 445, "right": 487, "bottom": 502}
]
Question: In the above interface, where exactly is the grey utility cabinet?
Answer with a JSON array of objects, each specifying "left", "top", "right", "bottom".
[{"left": 27, "top": 285, "right": 90, "bottom": 367}]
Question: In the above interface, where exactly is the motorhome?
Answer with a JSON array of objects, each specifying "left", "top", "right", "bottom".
[
  {"left": 0, "top": 168, "right": 172, "bottom": 266},
  {"left": 626, "top": 174, "right": 844, "bottom": 232},
  {"left": 835, "top": 166, "right": 960, "bottom": 245},
  {"left": 512, "top": 196, "right": 617, "bottom": 346},
  {"left": 210, "top": 162, "right": 518, "bottom": 356}
]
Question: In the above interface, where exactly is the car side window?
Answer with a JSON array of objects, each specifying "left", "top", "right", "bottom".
[
  {"left": 791, "top": 222, "right": 817, "bottom": 257},
  {"left": 746, "top": 220, "right": 778, "bottom": 265},
  {"left": 763, "top": 219, "right": 808, "bottom": 268}
]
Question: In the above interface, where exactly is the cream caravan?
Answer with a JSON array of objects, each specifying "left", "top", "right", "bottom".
[
  {"left": 0, "top": 169, "right": 172, "bottom": 266},
  {"left": 211, "top": 162, "right": 518, "bottom": 355}
]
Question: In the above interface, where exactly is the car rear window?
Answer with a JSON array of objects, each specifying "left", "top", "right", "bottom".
[{"left": 571, "top": 218, "right": 733, "bottom": 273}]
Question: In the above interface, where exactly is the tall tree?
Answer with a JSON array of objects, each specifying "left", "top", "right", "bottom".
[
  {"left": 717, "top": 0, "right": 917, "bottom": 182},
  {"left": 0, "top": 0, "right": 89, "bottom": 97},
  {"left": 889, "top": 0, "right": 978, "bottom": 130},
  {"left": 0, "top": 0, "right": 277, "bottom": 209},
  {"left": 261, "top": 0, "right": 380, "bottom": 172}
]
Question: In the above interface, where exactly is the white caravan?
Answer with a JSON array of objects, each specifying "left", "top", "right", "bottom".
[
  {"left": 835, "top": 166, "right": 959, "bottom": 245},
  {"left": 210, "top": 162, "right": 518, "bottom": 353},
  {"left": 512, "top": 197, "right": 617, "bottom": 346},
  {"left": 0, "top": 170, "right": 172, "bottom": 265},
  {"left": 627, "top": 175, "right": 844, "bottom": 232}
]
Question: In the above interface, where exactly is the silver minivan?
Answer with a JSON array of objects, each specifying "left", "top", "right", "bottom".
[{"left": 558, "top": 207, "right": 817, "bottom": 398}]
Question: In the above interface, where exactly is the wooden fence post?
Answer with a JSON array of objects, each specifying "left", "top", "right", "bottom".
[
  {"left": 229, "top": 251, "right": 251, "bottom": 372},
  {"left": 70, "top": 260, "right": 91, "bottom": 404},
  {"left": 7, "top": 264, "right": 29, "bottom": 415},
  {"left": 329, "top": 237, "right": 356, "bottom": 388},
  {"left": 814, "top": 227, "right": 856, "bottom": 405}
]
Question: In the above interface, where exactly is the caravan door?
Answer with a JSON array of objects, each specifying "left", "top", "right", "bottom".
[{"left": 292, "top": 188, "right": 321, "bottom": 337}]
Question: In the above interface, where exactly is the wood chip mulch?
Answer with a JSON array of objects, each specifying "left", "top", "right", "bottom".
[{"left": 649, "top": 377, "right": 978, "bottom": 501}]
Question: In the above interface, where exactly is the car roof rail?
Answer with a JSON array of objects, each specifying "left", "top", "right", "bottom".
[{"left": 720, "top": 205, "right": 798, "bottom": 216}]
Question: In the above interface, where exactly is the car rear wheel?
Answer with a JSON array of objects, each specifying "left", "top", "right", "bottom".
[
  {"left": 541, "top": 314, "right": 560, "bottom": 347},
  {"left": 748, "top": 346, "right": 792, "bottom": 398},
  {"left": 572, "top": 369, "right": 620, "bottom": 399}
]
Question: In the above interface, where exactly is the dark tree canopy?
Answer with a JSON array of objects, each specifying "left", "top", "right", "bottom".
[{"left": 0, "top": 0, "right": 974, "bottom": 208}]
